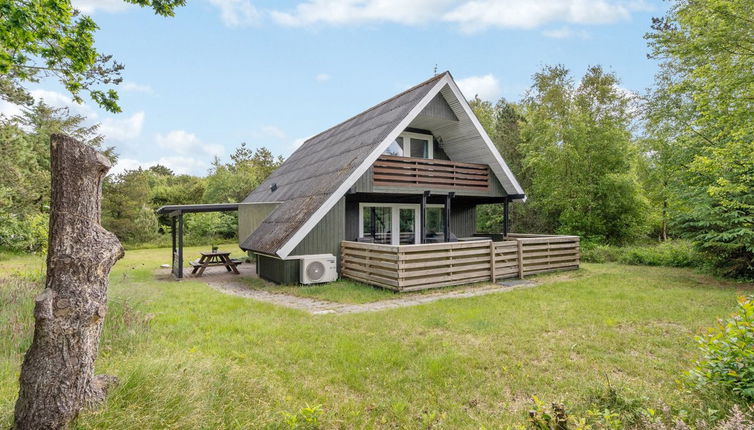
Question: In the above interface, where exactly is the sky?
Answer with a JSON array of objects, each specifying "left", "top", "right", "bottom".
[{"left": 2, "top": 0, "right": 668, "bottom": 176}]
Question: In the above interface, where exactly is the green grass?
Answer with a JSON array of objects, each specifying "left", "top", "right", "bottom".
[
  {"left": 242, "top": 277, "right": 399, "bottom": 304},
  {"left": 1, "top": 245, "right": 752, "bottom": 428},
  {"left": 241, "top": 277, "right": 499, "bottom": 304}
]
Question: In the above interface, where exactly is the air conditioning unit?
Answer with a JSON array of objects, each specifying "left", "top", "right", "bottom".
[{"left": 299, "top": 254, "right": 337, "bottom": 284}]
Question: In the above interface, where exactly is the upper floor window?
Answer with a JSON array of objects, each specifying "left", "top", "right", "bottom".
[{"left": 383, "top": 132, "right": 434, "bottom": 159}]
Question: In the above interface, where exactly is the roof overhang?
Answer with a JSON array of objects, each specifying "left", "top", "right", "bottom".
[{"left": 156, "top": 203, "right": 240, "bottom": 215}]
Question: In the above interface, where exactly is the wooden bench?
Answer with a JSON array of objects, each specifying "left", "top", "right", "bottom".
[{"left": 190, "top": 251, "right": 240, "bottom": 276}]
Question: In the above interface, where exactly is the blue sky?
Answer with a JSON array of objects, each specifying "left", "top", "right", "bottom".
[{"left": 2, "top": 0, "right": 667, "bottom": 176}]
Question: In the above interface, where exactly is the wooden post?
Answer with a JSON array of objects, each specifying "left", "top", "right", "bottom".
[
  {"left": 177, "top": 212, "right": 184, "bottom": 279},
  {"left": 369, "top": 207, "right": 376, "bottom": 241},
  {"left": 170, "top": 216, "right": 177, "bottom": 277},
  {"left": 489, "top": 241, "right": 496, "bottom": 282},
  {"left": 420, "top": 191, "right": 429, "bottom": 244},
  {"left": 503, "top": 197, "right": 510, "bottom": 237},
  {"left": 13, "top": 134, "right": 124, "bottom": 430},
  {"left": 517, "top": 239, "right": 524, "bottom": 279},
  {"left": 444, "top": 192, "right": 454, "bottom": 243}
]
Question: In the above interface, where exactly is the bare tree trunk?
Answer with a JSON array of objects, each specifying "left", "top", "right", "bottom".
[{"left": 12, "top": 134, "right": 124, "bottom": 430}]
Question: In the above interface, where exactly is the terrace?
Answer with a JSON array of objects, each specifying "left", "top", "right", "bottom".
[{"left": 341, "top": 233, "right": 580, "bottom": 291}]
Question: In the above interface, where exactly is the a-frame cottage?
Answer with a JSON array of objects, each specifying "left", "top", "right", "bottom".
[{"left": 237, "top": 72, "right": 580, "bottom": 290}]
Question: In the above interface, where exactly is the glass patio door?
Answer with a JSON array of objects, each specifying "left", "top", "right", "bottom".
[
  {"left": 363, "top": 206, "right": 392, "bottom": 244},
  {"left": 398, "top": 208, "right": 416, "bottom": 245},
  {"left": 360, "top": 204, "right": 420, "bottom": 245}
]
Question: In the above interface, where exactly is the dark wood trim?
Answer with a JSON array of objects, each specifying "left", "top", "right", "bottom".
[
  {"left": 404, "top": 127, "right": 433, "bottom": 135},
  {"left": 369, "top": 207, "right": 376, "bottom": 240},
  {"left": 157, "top": 203, "right": 239, "bottom": 214},
  {"left": 421, "top": 191, "right": 430, "bottom": 244},
  {"left": 171, "top": 216, "right": 177, "bottom": 278},
  {"left": 177, "top": 213, "right": 184, "bottom": 279},
  {"left": 444, "top": 193, "right": 453, "bottom": 242},
  {"left": 503, "top": 198, "right": 510, "bottom": 237}
]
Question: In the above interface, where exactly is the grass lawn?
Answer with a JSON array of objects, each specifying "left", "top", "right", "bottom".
[
  {"left": 1, "top": 245, "right": 752, "bottom": 428},
  {"left": 240, "top": 276, "right": 501, "bottom": 304}
]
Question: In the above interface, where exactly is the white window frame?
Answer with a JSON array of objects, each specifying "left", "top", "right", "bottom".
[
  {"left": 385, "top": 131, "right": 434, "bottom": 159},
  {"left": 358, "top": 203, "right": 444, "bottom": 245}
]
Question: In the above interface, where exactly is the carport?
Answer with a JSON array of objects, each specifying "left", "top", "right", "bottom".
[{"left": 156, "top": 203, "right": 239, "bottom": 279}]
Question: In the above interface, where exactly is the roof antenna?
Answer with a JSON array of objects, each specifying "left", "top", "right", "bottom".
[{"left": 433, "top": 64, "right": 438, "bottom": 76}]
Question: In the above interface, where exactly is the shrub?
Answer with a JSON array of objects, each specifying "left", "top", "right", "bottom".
[
  {"left": 689, "top": 296, "right": 754, "bottom": 401},
  {"left": 132, "top": 206, "right": 159, "bottom": 243},
  {"left": 581, "top": 243, "right": 623, "bottom": 264},
  {"left": 524, "top": 396, "right": 622, "bottom": 430},
  {"left": 521, "top": 397, "right": 754, "bottom": 429},
  {"left": 281, "top": 404, "right": 322, "bottom": 430},
  {"left": 0, "top": 213, "right": 48, "bottom": 253},
  {"left": 619, "top": 241, "right": 702, "bottom": 267},
  {"left": 581, "top": 240, "right": 702, "bottom": 268},
  {"left": 184, "top": 212, "right": 236, "bottom": 243}
]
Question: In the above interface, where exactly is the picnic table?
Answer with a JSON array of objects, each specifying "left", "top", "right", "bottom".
[{"left": 189, "top": 251, "right": 241, "bottom": 276}]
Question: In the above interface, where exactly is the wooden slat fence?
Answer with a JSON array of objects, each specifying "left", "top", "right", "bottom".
[
  {"left": 341, "top": 234, "right": 580, "bottom": 291},
  {"left": 373, "top": 155, "right": 489, "bottom": 191}
]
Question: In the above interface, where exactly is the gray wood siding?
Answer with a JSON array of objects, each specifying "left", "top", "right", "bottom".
[
  {"left": 353, "top": 164, "right": 506, "bottom": 198},
  {"left": 291, "top": 197, "right": 345, "bottom": 258},
  {"left": 345, "top": 199, "right": 359, "bottom": 241},
  {"left": 238, "top": 202, "right": 280, "bottom": 247},
  {"left": 418, "top": 93, "right": 458, "bottom": 121},
  {"left": 451, "top": 202, "right": 476, "bottom": 237},
  {"left": 256, "top": 254, "right": 299, "bottom": 284}
]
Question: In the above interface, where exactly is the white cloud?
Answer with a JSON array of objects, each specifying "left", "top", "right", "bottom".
[
  {"left": 121, "top": 81, "right": 154, "bottom": 94},
  {"left": 155, "top": 156, "right": 213, "bottom": 175},
  {"left": 99, "top": 112, "right": 145, "bottom": 141},
  {"left": 0, "top": 99, "right": 24, "bottom": 118},
  {"left": 2, "top": 89, "right": 146, "bottom": 141},
  {"left": 71, "top": 0, "right": 131, "bottom": 14},
  {"left": 457, "top": 74, "right": 502, "bottom": 101},
  {"left": 109, "top": 158, "right": 145, "bottom": 176},
  {"left": 542, "top": 26, "right": 590, "bottom": 39},
  {"left": 444, "top": 0, "right": 640, "bottom": 32},
  {"left": 109, "top": 156, "right": 211, "bottom": 176},
  {"left": 210, "top": 0, "right": 260, "bottom": 27},
  {"left": 156, "top": 130, "right": 224, "bottom": 158},
  {"left": 29, "top": 89, "right": 97, "bottom": 118},
  {"left": 271, "top": 0, "right": 454, "bottom": 26},
  {"left": 292, "top": 136, "right": 311, "bottom": 148},
  {"left": 315, "top": 73, "right": 331, "bottom": 82},
  {"left": 269, "top": 0, "right": 649, "bottom": 31},
  {"left": 260, "top": 125, "right": 287, "bottom": 139},
  {"left": 615, "top": 85, "right": 642, "bottom": 115}
]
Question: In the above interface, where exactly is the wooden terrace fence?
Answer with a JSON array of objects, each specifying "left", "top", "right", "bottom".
[
  {"left": 373, "top": 155, "right": 490, "bottom": 191},
  {"left": 340, "top": 233, "right": 580, "bottom": 291}
]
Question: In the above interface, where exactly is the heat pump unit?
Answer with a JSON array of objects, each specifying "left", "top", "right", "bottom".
[{"left": 299, "top": 254, "right": 337, "bottom": 284}]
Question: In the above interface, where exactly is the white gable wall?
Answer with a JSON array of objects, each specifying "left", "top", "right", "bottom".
[{"left": 409, "top": 85, "right": 524, "bottom": 197}]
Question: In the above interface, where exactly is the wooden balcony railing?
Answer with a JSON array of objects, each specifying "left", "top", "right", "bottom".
[{"left": 373, "top": 155, "right": 490, "bottom": 191}]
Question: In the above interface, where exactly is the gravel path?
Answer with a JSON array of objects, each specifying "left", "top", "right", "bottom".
[{"left": 204, "top": 278, "right": 539, "bottom": 315}]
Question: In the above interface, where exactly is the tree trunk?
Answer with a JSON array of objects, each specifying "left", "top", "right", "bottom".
[{"left": 12, "top": 134, "right": 124, "bottom": 430}]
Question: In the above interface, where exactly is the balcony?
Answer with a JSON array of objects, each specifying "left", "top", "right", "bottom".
[{"left": 373, "top": 155, "right": 490, "bottom": 191}]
